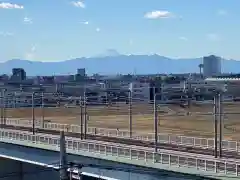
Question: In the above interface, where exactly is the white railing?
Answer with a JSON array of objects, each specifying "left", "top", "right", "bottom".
[
  {"left": 43, "top": 122, "right": 240, "bottom": 153},
  {"left": 5, "top": 119, "right": 239, "bottom": 153},
  {"left": 0, "top": 128, "right": 239, "bottom": 177}
]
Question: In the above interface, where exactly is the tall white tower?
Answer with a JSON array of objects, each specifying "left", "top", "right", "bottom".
[{"left": 203, "top": 55, "right": 221, "bottom": 77}]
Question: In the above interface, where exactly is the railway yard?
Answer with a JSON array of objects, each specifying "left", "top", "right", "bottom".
[{"left": 3, "top": 100, "right": 240, "bottom": 141}]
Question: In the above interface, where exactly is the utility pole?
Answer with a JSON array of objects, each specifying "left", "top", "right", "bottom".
[
  {"left": 129, "top": 90, "right": 132, "bottom": 138},
  {"left": 32, "top": 92, "right": 35, "bottom": 135},
  {"left": 154, "top": 90, "right": 158, "bottom": 153},
  {"left": 59, "top": 131, "right": 68, "bottom": 180},
  {"left": 213, "top": 94, "right": 218, "bottom": 158}
]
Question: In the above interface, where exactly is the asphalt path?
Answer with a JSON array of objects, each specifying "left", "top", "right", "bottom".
[{"left": 1, "top": 124, "right": 239, "bottom": 159}]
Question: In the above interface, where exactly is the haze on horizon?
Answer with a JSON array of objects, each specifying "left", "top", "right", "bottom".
[{"left": 0, "top": 0, "right": 240, "bottom": 62}]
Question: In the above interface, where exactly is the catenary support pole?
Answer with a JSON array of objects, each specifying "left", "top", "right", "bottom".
[
  {"left": 3, "top": 89, "right": 6, "bottom": 125},
  {"left": 154, "top": 91, "right": 158, "bottom": 153},
  {"left": 219, "top": 93, "right": 223, "bottom": 158},
  {"left": 41, "top": 92, "right": 45, "bottom": 129},
  {"left": 214, "top": 94, "right": 218, "bottom": 158},
  {"left": 84, "top": 92, "right": 87, "bottom": 139},
  {"left": 14, "top": 92, "right": 16, "bottom": 108},
  {"left": 129, "top": 90, "right": 132, "bottom": 138},
  {"left": 60, "top": 131, "right": 68, "bottom": 180},
  {"left": 32, "top": 92, "right": 35, "bottom": 135},
  {"left": 187, "top": 81, "right": 192, "bottom": 109},
  {"left": 0, "top": 90, "right": 3, "bottom": 125},
  {"left": 80, "top": 96, "right": 83, "bottom": 140}
]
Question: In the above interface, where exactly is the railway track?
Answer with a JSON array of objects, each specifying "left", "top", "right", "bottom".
[{"left": 1, "top": 124, "right": 239, "bottom": 159}]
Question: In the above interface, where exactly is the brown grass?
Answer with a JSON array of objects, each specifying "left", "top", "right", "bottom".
[{"left": 3, "top": 102, "right": 240, "bottom": 140}]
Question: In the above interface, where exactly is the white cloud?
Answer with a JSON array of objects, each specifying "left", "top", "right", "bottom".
[
  {"left": 207, "top": 33, "right": 221, "bottom": 41},
  {"left": 217, "top": 9, "right": 227, "bottom": 16},
  {"left": 71, "top": 1, "right": 85, "bottom": 8},
  {"left": 0, "top": 31, "right": 14, "bottom": 36},
  {"left": 144, "top": 10, "right": 173, "bottom": 19},
  {"left": 179, "top": 36, "right": 188, "bottom": 41},
  {"left": 23, "top": 17, "right": 33, "bottom": 24},
  {"left": 81, "top": 21, "right": 89, "bottom": 25},
  {"left": 96, "top": 27, "right": 100, "bottom": 32},
  {"left": 0, "top": 2, "right": 23, "bottom": 9},
  {"left": 25, "top": 45, "right": 36, "bottom": 60}
]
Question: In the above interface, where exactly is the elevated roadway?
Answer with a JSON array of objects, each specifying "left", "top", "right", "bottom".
[{"left": 0, "top": 128, "right": 239, "bottom": 180}]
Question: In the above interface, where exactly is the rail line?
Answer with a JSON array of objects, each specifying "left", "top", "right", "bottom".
[{"left": 1, "top": 124, "right": 239, "bottom": 159}]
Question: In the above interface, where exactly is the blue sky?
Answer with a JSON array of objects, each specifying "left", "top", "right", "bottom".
[{"left": 0, "top": 0, "right": 240, "bottom": 61}]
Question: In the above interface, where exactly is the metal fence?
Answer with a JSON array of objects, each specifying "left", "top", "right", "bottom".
[{"left": 0, "top": 128, "right": 239, "bottom": 177}]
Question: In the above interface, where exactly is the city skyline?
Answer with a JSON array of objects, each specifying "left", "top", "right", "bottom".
[{"left": 0, "top": 0, "right": 239, "bottom": 61}]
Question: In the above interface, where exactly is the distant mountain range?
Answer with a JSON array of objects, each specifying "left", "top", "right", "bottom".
[{"left": 0, "top": 53, "right": 240, "bottom": 76}]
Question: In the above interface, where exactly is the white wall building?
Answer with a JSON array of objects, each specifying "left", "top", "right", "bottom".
[{"left": 203, "top": 55, "right": 221, "bottom": 77}]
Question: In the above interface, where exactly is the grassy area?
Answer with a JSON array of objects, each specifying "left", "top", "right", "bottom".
[{"left": 3, "top": 102, "right": 240, "bottom": 140}]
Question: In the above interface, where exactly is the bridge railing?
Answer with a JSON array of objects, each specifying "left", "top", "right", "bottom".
[
  {"left": 6, "top": 119, "right": 42, "bottom": 128},
  {"left": 43, "top": 122, "right": 240, "bottom": 153},
  {"left": 5, "top": 119, "right": 239, "bottom": 153},
  {"left": 0, "top": 128, "right": 239, "bottom": 177}
]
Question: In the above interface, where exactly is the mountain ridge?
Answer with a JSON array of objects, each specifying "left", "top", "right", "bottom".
[{"left": 1, "top": 54, "right": 239, "bottom": 76}]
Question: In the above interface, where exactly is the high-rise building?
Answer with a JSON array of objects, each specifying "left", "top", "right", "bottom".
[
  {"left": 77, "top": 68, "right": 86, "bottom": 76},
  {"left": 75, "top": 68, "right": 86, "bottom": 82},
  {"left": 203, "top": 55, "right": 221, "bottom": 77},
  {"left": 11, "top": 68, "right": 26, "bottom": 81}
]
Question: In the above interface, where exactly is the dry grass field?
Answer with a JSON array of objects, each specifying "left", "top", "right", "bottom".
[{"left": 3, "top": 102, "right": 240, "bottom": 140}]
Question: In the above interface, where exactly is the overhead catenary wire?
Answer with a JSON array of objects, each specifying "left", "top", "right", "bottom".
[{"left": 0, "top": 84, "right": 240, "bottom": 179}]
